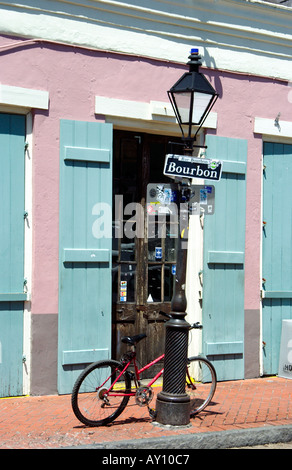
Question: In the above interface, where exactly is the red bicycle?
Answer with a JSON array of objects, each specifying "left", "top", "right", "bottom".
[{"left": 71, "top": 316, "right": 216, "bottom": 427}]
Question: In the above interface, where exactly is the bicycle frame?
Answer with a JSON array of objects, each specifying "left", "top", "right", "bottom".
[
  {"left": 71, "top": 321, "right": 215, "bottom": 427},
  {"left": 104, "top": 353, "right": 165, "bottom": 398},
  {"left": 100, "top": 320, "right": 203, "bottom": 399}
]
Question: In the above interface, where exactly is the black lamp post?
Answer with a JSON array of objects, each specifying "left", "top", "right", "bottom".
[{"left": 155, "top": 48, "right": 218, "bottom": 426}]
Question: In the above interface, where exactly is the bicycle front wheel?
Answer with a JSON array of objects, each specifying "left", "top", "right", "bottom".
[
  {"left": 71, "top": 359, "right": 131, "bottom": 427},
  {"left": 186, "top": 356, "right": 217, "bottom": 415}
]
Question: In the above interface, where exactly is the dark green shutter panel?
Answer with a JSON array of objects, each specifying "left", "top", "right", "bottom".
[
  {"left": 0, "top": 114, "right": 25, "bottom": 397},
  {"left": 58, "top": 120, "right": 113, "bottom": 394},
  {"left": 203, "top": 135, "right": 247, "bottom": 381},
  {"left": 262, "top": 142, "right": 292, "bottom": 375}
]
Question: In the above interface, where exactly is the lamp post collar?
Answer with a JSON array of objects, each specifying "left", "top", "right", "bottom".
[{"left": 187, "top": 48, "right": 202, "bottom": 72}]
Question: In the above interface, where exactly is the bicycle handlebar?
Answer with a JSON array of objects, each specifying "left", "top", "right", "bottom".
[
  {"left": 159, "top": 310, "right": 172, "bottom": 319},
  {"left": 190, "top": 322, "right": 203, "bottom": 330},
  {"left": 159, "top": 311, "right": 203, "bottom": 330}
]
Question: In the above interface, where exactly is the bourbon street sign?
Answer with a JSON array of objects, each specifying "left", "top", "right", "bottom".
[{"left": 163, "top": 154, "right": 222, "bottom": 181}]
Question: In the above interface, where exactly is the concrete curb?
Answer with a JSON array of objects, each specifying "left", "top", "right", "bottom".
[{"left": 70, "top": 424, "right": 292, "bottom": 449}]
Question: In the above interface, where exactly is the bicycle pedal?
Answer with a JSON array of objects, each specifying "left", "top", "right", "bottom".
[{"left": 148, "top": 407, "right": 157, "bottom": 419}]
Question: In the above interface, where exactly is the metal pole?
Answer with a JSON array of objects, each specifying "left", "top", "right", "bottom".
[{"left": 156, "top": 183, "right": 191, "bottom": 426}]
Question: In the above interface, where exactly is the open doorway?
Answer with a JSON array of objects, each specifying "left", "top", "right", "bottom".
[{"left": 112, "top": 130, "right": 181, "bottom": 373}]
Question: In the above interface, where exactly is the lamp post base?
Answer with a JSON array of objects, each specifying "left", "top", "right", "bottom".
[
  {"left": 156, "top": 392, "right": 190, "bottom": 426},
  {"left": 155, "top": 312, "right": 191, "bottom": 426}
]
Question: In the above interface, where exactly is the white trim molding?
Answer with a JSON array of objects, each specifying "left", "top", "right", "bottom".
[
  {"left": 95, "top": 95, "right": 217, "bottom": 135},
  {"left": 0, "top": 0, "right": 292, "bottom": 81},
  {"left": 0, "top": 84, "right": 49, "bottom": 110},
  {"left": 254, "top": 117, "right": 292, "bottom": 139},
  {"left": 23, "top": 112, "right": 33, "bottom": 396}
]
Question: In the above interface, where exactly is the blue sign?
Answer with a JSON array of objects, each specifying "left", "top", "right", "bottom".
[{"left": 155, "top": 247, "right": 162, "bottom": 260}]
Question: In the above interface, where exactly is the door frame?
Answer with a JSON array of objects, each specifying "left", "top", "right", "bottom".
[
  {"left": 0, "top": 86, "right": 49, "bottom": 396},
  {"left": 253, "top": 118, "right": 292, "bottom": 375},
  {"left": 111, "top": 129, "right": 207, "bottom": 365}
]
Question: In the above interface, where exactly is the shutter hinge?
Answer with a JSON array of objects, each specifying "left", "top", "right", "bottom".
[
  {"left": 24, "top": 142, "right": 29, "bottom": 151},
  {"left": 198, "top": 270, "right": 203, "bottom": 286}
]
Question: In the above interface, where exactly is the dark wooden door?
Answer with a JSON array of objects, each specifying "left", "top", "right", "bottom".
[{"left": 112, "top": 131, "right": 180, "bottom": 375}]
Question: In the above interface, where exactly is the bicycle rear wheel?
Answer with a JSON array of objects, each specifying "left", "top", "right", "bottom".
[
  {"left": 186, "top": 356, "right": 217, "bottom": 415},
  {"left": 71, "top": 359, "right": 131, "bottom": 427}
]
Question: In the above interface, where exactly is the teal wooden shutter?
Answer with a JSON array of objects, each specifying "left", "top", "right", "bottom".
[
  {"left": 202, "top": 135, "right": 247, "bottom": 381},
  {"left": 0, "top": 114, "right": 25, "bottom": 397},
  {"left": 58, "top": 120, "right": 113, "bottom": 394},
  {"left": 262, "top": 142, "right": 292, "bottom": 375}
]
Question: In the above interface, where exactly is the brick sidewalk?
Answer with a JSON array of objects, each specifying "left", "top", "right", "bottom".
[{"left": 0, "top": 376, "right": 291, "bottom": 449}]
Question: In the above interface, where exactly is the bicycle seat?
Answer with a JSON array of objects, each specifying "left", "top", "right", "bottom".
[{"left": 121, "top": 333, "right": 146, "bottom": 345}]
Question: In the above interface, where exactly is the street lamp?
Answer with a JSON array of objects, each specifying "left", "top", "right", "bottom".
[
  {"left": 168, "top": 48, "right": 218, "bottom": 151},
  {"left": 155, "top": 49, "right": 218, "bottom": 426}
]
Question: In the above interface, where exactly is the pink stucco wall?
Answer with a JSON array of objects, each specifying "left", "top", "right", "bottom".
[
  {"left": 205, "top": 70, "right": 290, "bottom": 309},
  {"left": 0, "top": 35, "right": 291, "bottom": 314}
]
